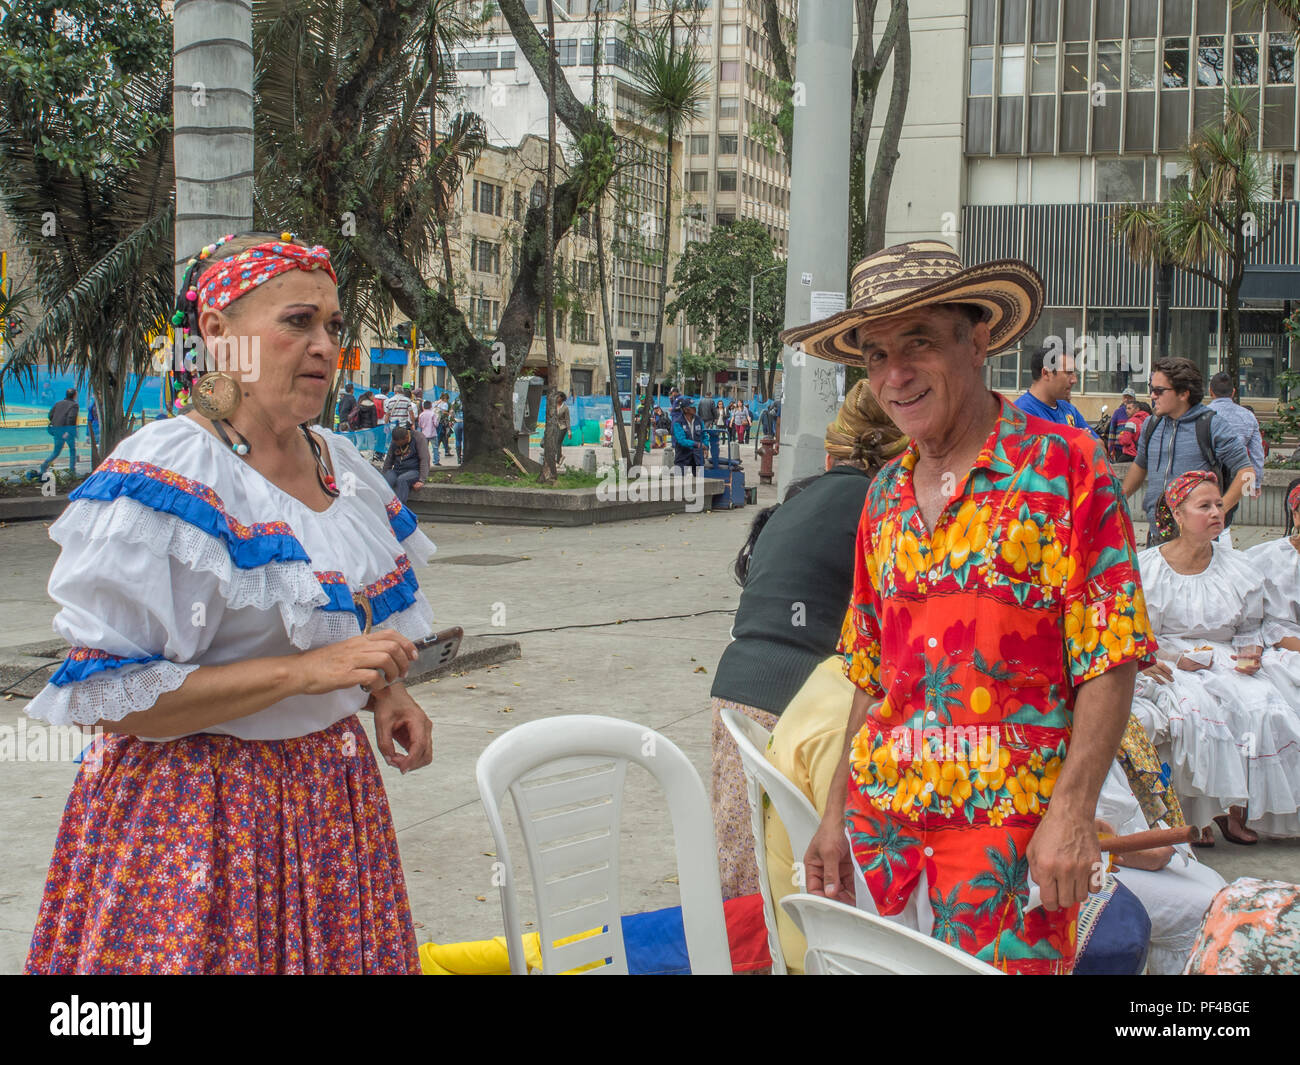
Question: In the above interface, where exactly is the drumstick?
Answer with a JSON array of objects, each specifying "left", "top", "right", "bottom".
[{"left": 1097, "top": 825, "right": 1197, "bottom": 853}]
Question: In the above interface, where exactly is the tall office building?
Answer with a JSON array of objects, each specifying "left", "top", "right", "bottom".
[{"left": 871, "top": 0, "right": 1299, "bottom": 411}]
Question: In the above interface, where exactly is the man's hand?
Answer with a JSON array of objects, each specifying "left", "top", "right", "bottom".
[
  {"left": 369, "top": 684, "right": 433, "bottom": 774},
  {"left": 803, "top": 817, "right": 856, "bottom": 903},
  {"left": 412, "top": 480, "right": 423, "bottom": 491},
  {"left": 1028, "top": 804, "right": 1101, "bottom": 911}
]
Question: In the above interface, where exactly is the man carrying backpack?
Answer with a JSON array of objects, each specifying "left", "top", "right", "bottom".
[{"left": 1120, "top": 357, "right": 1253, "bottom": 546}]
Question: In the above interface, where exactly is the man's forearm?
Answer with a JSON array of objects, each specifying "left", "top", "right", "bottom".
[
  {"left": 1223, "top": 466, "right": 1251, "bottom": 510},
  {"left": 1048, "top": 661, "right": 1137, "bottom": 820},
  {"left": 1121, "top": 464, "right": 1145, "bottom": 499}
]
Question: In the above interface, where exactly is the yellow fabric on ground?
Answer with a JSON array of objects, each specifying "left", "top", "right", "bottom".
[
  {"left": 764, "top": 654, "right": 856, "bottom": 973},
  {"left": 419, "top": 926, "right": 611, "bottom": 974}
]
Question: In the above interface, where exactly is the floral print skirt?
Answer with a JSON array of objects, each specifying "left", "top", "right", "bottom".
[
  {"left": 710, "top": 698, "right": 779, "bottom": 900},
  {"left": 25, "top": 715, "right": 420, "bottom": 974}
]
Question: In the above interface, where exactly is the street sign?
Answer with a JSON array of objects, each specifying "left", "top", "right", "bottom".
[
  {"left": 800, "top": 272, "right": 812, "bottom": 286},
  {"left": 614, "top": 351, "right": 633, "bottom": 393}
]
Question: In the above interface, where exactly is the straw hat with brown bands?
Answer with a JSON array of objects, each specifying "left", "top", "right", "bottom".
[{"left": 780, "top": 240, "right": 1045, "bottom": 366}]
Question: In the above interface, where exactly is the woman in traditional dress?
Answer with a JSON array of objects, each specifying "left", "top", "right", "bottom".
[
  {"left": 1136, "top": 470, "right": 1300, "bottom": 845},
  {"left": 24, "top": 232, "right": 436, "bottom": 973},
  {"left": 1244, "top": 479, "right": 1300, "bottom": 718}
]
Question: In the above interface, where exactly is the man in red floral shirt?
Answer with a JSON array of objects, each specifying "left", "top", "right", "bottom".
[{"left": 782, "top": 242, "right": 1155, "bottom": 973}]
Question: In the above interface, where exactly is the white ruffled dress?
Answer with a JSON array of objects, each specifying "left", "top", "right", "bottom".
[
  {"left": 1136, "top": 544, "right": 1300, "bottom": 836},
  {"left": 1244, "top": 537, "right": 1300, "bottom": 709},
  {"left": 25, "top": 415, "right": 436, "bottom": 740}
]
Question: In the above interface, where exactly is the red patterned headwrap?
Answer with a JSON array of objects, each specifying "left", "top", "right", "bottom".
[
  {"left": 1288, "top": 482, "right": 1300, "bottom": 517},
  {"left": 195, "top": 240, "right": 337, "bottom": 312},
  {"left": 1153, "top": 469, "right": 1220, "bottom": 543}
]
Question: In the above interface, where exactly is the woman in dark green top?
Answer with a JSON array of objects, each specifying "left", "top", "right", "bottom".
[{"left": 710, "top": 381, "right": 906, "bottom": 899}]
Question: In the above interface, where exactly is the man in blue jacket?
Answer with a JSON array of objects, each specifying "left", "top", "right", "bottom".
[
  {"left": 1120, "top": 357, "right": 1253, "bottom": 545},
  {"left": 672, "top": 400, "right": 705, "bottom": 470}
]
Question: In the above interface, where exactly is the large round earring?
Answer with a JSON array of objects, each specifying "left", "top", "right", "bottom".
[{"left": 191, "top": 371, "right": 242, "bottom": 422}]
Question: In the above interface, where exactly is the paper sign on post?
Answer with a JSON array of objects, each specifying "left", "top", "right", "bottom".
[
  {"left": 800, "top": 272, "right": 813, "bottom": 286},
  {"left": 810, "top": 290, "right": 846, "bottom": 322}
]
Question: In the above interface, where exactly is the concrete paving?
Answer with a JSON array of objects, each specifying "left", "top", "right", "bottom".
[{"left": 2, "top": 479, "right": 1299, "bottom": 973}]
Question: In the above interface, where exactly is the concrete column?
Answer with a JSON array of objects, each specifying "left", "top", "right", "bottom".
[
  {"left": 776, "top": 0, "right": 854, "bottom": 496},
  {"left": 173, "top": 0, "right": 255, "bottom": 291}
]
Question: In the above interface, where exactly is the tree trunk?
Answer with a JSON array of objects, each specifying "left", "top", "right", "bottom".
[
  {"left": 863, "top": 2, "right": 911, "bottom": 255},
  {"left": 594, "top": 207, "right": 629, "bottom": 462},
  {"left": 637, "top": 123, "right": 673, "bottom": 462}
]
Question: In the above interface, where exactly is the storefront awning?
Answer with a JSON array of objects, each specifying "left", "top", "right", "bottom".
[{"left": 1241, "top": 265, "right": 1300, "bottom": 301}]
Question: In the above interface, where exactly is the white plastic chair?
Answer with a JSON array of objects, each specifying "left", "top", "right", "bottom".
[
  {"left": 475, "top": 714, "right": 732, "bottom": 975},
  {"left": 780, "top": 893, "right": 1003, "bottom": 975},
  {"left": 720, "top": 707, "right": 824, "bottom": 973}
]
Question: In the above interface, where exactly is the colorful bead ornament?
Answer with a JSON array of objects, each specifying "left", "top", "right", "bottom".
[
  {"left": 185, "top": 289, "right": 197, "bottom": 301},
  {"left": 232, "top": 442, "right": 250, "bottom": 456}
]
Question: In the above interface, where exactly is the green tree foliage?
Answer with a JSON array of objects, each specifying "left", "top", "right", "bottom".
[
  {"left": 0, "top": 0, "right": 175, "bottom": 458},
  {"left": 666, "top": 218, "right": 785, "bottom": 400}
]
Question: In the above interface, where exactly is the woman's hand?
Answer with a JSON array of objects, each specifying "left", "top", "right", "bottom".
[
  {"left": 299, "top": 631, "right": 419, "bottom": 696},
  {"left": 1142, "top": 661, "right": 1175, "bottom": 685},
  {"left": 1277, "top": 636, "right": 1300, "bottom": 654},
  {"left": 1176, "top": 655, "right": 1210, "bottom": 672},
  {"left": 369, "top": 683, "right": 433, "bottom": 774},
  {"left": 1232, "top": 645, "right": 1263, "bottom": 675}
]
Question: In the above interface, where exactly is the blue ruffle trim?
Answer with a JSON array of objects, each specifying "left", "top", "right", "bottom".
[
  {"left": 50, "top": 650, "right": 164, "bottom": 687},
  {"left": 71, "top": 469, "right": 311, "bottom": 569},
  {"left": 318, "top": 566, "right": 422, "bottom": 629},
  {"left": 389, "top": 504, "right": 418, "bottom": 542}
]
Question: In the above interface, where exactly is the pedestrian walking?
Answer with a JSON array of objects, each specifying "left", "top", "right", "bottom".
[
  {"left": 39, "top": 389, "right": 79, "bottom": 479},
  {"left": 336, "top": 382, "right": 356, "bottom": 429},
  {"left": 417, "top": 399, "right": 440, "bottom": 467},
  {"left": 385, "top": 384, "right": 416, "bottom": 428}
]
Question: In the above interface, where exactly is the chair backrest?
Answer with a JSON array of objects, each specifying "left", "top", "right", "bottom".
[
  {"left": 720, "top": 707, "right": 826, "bottom": 974},
  {"left": 476, "top": 715, "right": 732, "bottom": 975},
  {"left": 780, "top": 893, "right": 1003, "bottom": 975}
]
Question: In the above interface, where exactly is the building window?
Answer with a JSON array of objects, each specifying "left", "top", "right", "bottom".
[
  {"left": 556, "top": 39, "right": 578, "bottom": 66},
  {"left": 1095, "top": 40, "right": 1122, "bottom": 91},
  {"left": 512, "top": 189, "right": 522, "bottom": 220},
  {"left": 719, "top": 97, "right": 739, "bottom": 119},
  {"left": 530, "top": 180, "right": 545, "bottom": 209},
  {"left": 471, "top": 297, "right": 501, "bottom": 333},
  {"left": 970, "top": 45, "right": 994, "bottom": 95},
  {"left": 1129, "top": 39, "right": 1155, "bottom": 89},
  {"left": 574, "top": 212, "right": 591, "bottom": 238},
  {"left": 570, "top": 369, "right": 593, "bottom": 396},
  {"left": 1269, "top": 33, "right": 1295, "bottom": 84},
  {"left": 1273, "top": 162, "right": 1296, "bottom": 200},
  {"left": 718, "top": 133, "right": 738, "bottom": 154},
  {"left": 722, "top": 23, "right": 740, "bottom": 45},
  {"left": 471, "top": 239, "right": 501, "bottom": 275},
  {"left": 1095, "top": 158, "right": 1146, "bottom": 202},
  {"left": 1197, "top": 35, "right": 1224, "bottom": 87},
  {"left": 473, "top": 180, "right": 503, "bottom": 216},
  {"left": 1031, "top": 43, "right": 1056, "bottom": 92},
  {"left": 687, "top": 171, "right": 708, "bottom": 192},
  {"left": 1163, "top": 37, "right": 1190, "bottom": 87},
  {"left": 718, "top": 170, "right": 737, "bottom": 191},
  {"left": 1233, "top": 33, "right": 1260, "bottom": 86},
  {"left": 689, "top": 133, "right": 709, "bottom": 154},
  {"left": 1063, "top": 42, "right": 1090, "bottom": 92},
  {"left": 1000, "top": 44, "right": 1025, "bottom": 95},
  {"left": 716, "top": 211, "right": 735, "bottom": 227},
  {"left": 721, "top": 60, "right": 740, "bottom": 81}
]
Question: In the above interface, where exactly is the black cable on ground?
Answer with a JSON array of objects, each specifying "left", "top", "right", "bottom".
[
  {"left": 468, "top": 606, "right": 736, "bottom": 639},
  {"left": 0, "top": 659, "right": 59, "bottom": 698}
]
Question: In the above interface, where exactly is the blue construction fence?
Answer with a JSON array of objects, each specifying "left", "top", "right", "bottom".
[{"left": 535, "top": 394, "right": 779, "bottom": 447}]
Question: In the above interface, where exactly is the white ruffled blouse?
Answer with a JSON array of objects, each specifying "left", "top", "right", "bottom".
[
  {"left": 1136, "top": 543, "right": 1265, "bottom": 655},
  {"left": 1243, "top": 537, "right": 1300, "bottom": 648},
  {"left": 25, "top": 415, "right": 436, "bottom": 740}
]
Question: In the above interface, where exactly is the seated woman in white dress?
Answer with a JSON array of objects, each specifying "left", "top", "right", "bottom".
[
  {"left": 1136, "top": 470, "right": 1300, "bottom": 846},
  {"left": 24, "top": 233, "right": 436, "bottom": 974},
  {"left": 1244, "top": 478, "right": 1300, "bottom": 718}
]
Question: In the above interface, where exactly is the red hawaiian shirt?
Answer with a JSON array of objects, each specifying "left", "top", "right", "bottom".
[{"left": 839, "top": 394, "right": 1156, "bottom": 973}]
